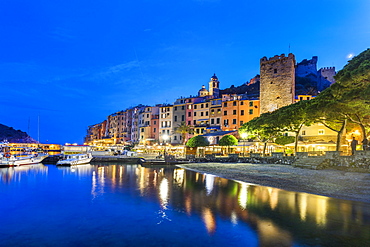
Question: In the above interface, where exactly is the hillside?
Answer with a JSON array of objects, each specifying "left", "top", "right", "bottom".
[{"left": 0, "top": 123, "right": 36, "bottom": 143}]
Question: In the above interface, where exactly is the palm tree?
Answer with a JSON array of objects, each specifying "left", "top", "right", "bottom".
[{"left": 175, "top": 122, "right": 194, "bottom": 145}]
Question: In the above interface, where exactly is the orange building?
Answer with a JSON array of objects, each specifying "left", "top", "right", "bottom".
[{"left": 221, "top": 97, "right": 260, "bottom": 131}]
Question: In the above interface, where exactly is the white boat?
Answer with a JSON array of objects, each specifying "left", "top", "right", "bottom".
[
  {"left": 56, "top": 153, "right": 93, "bottom": 166},
  {"left": 0, "top": 153, "right": 48, "bottom": 167}
]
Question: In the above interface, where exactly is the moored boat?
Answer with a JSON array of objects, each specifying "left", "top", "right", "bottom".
[
  {"left": 0, "top": 153, "right": 48, "bottom": 167},
  {"left": 56, "top": 153, "right": 93, "bottom": 166}
]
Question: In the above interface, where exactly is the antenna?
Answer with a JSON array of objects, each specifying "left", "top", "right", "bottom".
[
  {"left": 28, "top": 117, "right": 30, "bottom": 135},
  {"left": 38, "top": 115, "right": 40, "bottom": 143}
]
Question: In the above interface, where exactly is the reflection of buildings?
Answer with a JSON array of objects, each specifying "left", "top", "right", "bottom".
[
  {"left": 89, "top": 165, "right": 370, "bottom": 246},
  {"left": 0, "top": 164, "right": 48, "bottom": 183}
]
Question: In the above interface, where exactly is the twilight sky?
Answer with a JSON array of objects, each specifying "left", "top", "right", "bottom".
[{"left": 0, "top": 0, "right": 369, "bottom": 144}]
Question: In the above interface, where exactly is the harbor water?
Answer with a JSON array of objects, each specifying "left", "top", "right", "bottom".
[{"left": 0, "top": 163, "right": 369, "bottom": 246}]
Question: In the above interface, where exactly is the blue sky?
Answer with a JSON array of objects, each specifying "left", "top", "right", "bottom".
[{"left": 0, "top": 0, "right": 369, "bottom": 144}]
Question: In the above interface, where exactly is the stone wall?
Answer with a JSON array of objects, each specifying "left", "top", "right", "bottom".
[{"left": 260, "top": 53, "right": 296, "bottom": 113}]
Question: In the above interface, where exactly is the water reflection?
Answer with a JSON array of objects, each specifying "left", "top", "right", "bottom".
[
  {"left": 0, "top": 164, "right": 48, "bottom": 183},
  {"left": 1, "top": 163, "right": 369, "bottom": 246}
]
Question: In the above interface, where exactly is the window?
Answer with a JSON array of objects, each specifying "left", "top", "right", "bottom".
[
  {"left": 174, "top": 116, "right": 177, "bottom": 122},
  {"left": 274, "top": 69, "right": 277, "bottom": 73},
  {"left": 188, "top": 121, "right": 191, "bottom": 125},
  {"left": 302, "top": 130, "right": 306, "bottom": 135},
  {"left": 241, "top": 110, "right": 244, "bottom": 116},
  {"left": 249, "top": 109, "right": 253, "bottom": 115},
  {"left": 200, "top": 112, "right": 204, "bottom": 116},
  {"left": 188, "top": 105, "right": 192, "bottom": 109},
  {"left": 141, "top": 128, "right": 144, "bottom": 132},
  {"left": 249, "top": 101, "right": 253, "bottom": 107},
  {"left": 318, "top": 129, "right": 325, "bottom": 135},
  {"left": 188, "top": 112, "right": 191, "bottom": 117},
  {"left": 174, "top": 106, "right": 177, "bottom": 111},
  {"left": 233, "top": 101, "right": 237, "bottom": 106},
  {"left": 240, "top": 101, "right": 244, "bottom": 105},
  {"left": 174, "top": 136, "right": 177, "bottom": 140},
  {"left": 224, "top": 111, "right": 227, "bottom": 116},
  {"left": 211, "top": 119, "right": 214, "bottom": 124},
  {"left": 206, "top": 111, "right": 208, "bottom": 116},
  {"left": 194, "top": 112, "right": 197, "bottom": 116},
  {"left": 216, "top": 118, "right": 220, "bottom": 124},
  {"left": 206, "top": 103, "right": 208, "bottom": 108},
  {"left": 240, "top": 121, "right": 243, "bottom": 125},
  {"left": 201, "top": 104, "right": 204, "bottom": 108},
  {"left": 147, "top": 114, "right": 149, "bottom": 118},
  {"left": 223, "top": 102, "right": 227, "bottom": 107},
  {"left": 211, "top": 109, "right": 214, "bottom": 114},
  {"left": 182, "top": 106, "right": 185, "bottom": 110},
  {"left": 224, "top": 119, "right": 228, "bottom": 126},
  {"left": 154, "top": 121, "right": 156, "bottom": 125},
  {"left": 196, "top": 129, "right": 200, "bottom": 134},
  {"left": 233, "top": 110, "right": 237, "bottom": 115},
  {"left": 182, "top": 115, "right": 185, "bottom": 121},
  {"left": 193, "top": 120, "right": 196, "bottom": 125},
  {"left": 194, "top": 105, "right": 197, "bottom": 109},
  {"left": 232, "top": 119, "right": 237, "bottom": 124}
]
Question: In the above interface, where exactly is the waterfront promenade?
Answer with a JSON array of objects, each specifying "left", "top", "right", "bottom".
[{"left": 179, "top": 163, "right": 370, "bottom": 203}]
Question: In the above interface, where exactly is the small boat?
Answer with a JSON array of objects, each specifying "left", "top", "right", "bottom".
[
  {"left": 56, "top": 153, "right": 93, "bottom": 166},
  {"left": 0, "top": 153, "right": 48, "bottom": 167}
]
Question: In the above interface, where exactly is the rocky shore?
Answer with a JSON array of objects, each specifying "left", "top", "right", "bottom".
[{"left": 178, "top": 163, "right": 370, "bottom": 203}]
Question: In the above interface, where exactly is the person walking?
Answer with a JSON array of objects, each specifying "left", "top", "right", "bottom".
[
  {"left": 362, "top": 137, "right": 369, "bottom": 151},
  {"left": 351, "top": 137, "right": 358, "bottom": 155}
]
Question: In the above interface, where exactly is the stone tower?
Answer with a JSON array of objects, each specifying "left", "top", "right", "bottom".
[
  {"left": 318, "top": 67, "right": 336, "bottom": 91},
  {"left": 209, "top": 73, "right": 220, "bottom": 98},
  {"left": 260, "top": 53, "right": 296, "bottom": 114}
]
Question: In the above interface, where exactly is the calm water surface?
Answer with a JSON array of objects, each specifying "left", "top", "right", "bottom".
[{"left": 0, "top": 163, "right": 369, "bottom": 247}]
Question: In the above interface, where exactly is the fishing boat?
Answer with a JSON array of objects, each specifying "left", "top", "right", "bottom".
[
  {"left": 56, "top": 153, "right": 93, "bottom": 166},
  {"left": 0, "top": 153, "right": 48, "bottom": 167}
]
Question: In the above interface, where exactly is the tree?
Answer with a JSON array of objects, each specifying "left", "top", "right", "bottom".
[
  {"left": 219, "top": 135, "right": 238, "bottom": 154},
  {"left": 332, "top": 48, "right": 370, "bottom": 139},
  {"left": 186, "top": 135, "right": 209, "bottom": 148},
  {"left": 239, "top": 112, "right": 281, "bottom": 155},
  {"left": 174, "top": 122, "right": 194, "bottom": 145},
  {"left": 275, "top": 100, "right": 314, "bottom": 153},
  {"left": 274, "top": 136, "right": 295, "bottom": 146}
]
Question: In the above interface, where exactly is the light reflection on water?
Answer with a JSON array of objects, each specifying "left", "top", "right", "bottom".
[{"left": 0, "top": 163, "right": 369, "bottom": 246}]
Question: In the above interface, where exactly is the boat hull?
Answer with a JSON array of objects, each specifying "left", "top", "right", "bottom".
[
  {"left": 56, "top": 158, "right": 93, "bottom": 166},
  {"left": 0, "top": 155, "right": 48, "bottom": 167}
]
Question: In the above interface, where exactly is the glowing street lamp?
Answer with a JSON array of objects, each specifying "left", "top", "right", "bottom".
[{"left": 241, "top": 132, "right": 248, "bottom": 157}]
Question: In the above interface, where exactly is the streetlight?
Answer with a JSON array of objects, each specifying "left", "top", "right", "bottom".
[
  {"left": 162, "top": 134, "right": 169, "bottom": 158},
  {"left": 241, "top": 132, "right": 248, "bottom": 157}
]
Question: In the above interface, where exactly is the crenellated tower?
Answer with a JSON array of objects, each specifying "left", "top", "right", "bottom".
[{"left": 260, "top": 53, "right": 296, "bottom": 113}]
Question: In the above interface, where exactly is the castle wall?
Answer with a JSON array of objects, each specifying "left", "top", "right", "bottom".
[
  {"left": 295, "top": 56, "right": 318, "bottom": 77},
  {"left": 318, "top": 67, "right": 336, "bottom": 91},
  {"left": 260, "top": 53, "right": 296, "bottom": 113}
]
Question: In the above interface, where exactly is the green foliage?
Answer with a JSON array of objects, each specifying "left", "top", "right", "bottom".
[
  {"left": 275, "top": 136, "right": 295, "bottom": 146},
  {"left": 174, "top": 122, "right": 194, "bottom": 145},
  {"left": 334, "top": 48, "right": 370, "bottom": 88},
  {"left": 219, "top": 135, "right": 238, "bottom": 146},
  {"left": 186, "top": 135, "right": 209, "bottom": 148}
]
